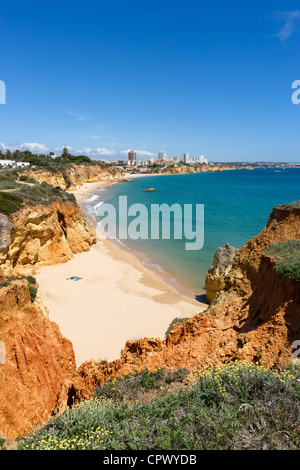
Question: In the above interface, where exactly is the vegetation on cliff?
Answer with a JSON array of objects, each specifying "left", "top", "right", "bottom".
[
  {"left": 0, "top": 193, "right": 24, "bottom": 215},
  {"left": 0, "top": 147, "right": 113, "bottom": 172},
  {"left": 266, "top": 240, "right": 300, "bottom": 282},
  {"left": 165, "top": 317, "right": 189, "bottom": 338},
  {"left": 0, "top": 170, "right": 76, "bottom": 214},
  {"left": 0, "top": 275, "right": 38, "bottom": 301},
  {"left": 19, "top": 361, "right": 300, "bottom": 450}
]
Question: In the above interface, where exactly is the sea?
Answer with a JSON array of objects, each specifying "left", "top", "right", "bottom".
[{"left": 85, "top": 168, "right": 300, "bottom": 298}]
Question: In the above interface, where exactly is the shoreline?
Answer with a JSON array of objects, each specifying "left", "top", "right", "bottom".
[
  {"left": 75, "top": 178, "right": 206, "bottom": 299},
  {"left": 35, "top": 179, "right": 207, "bottom": 367}
]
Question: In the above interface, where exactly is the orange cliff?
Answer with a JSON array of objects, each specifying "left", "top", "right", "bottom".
[
  {"left": 0, "top": 199, "right": 96, "bottom": 276},
  {"left": 22, "top": 163, "right": 126, "bottom": 190},
  {"left": 0, "top": 277, "right": 76, "bottom": 438},
  {"left": 72, "top": 201, "right": 300, "bottom": 402},
  {"left": 0, "top": 200, "right": 300, "bottom": 438},
  {"left": 164, "top": 164, "right": 242, "bottom": 175},
  {"left": 0, "top": 197, "right": 96, "bottom": 438}
]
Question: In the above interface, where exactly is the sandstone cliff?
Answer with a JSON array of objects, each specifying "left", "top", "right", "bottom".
[
  {"left": 221, "top": 202, "right": 300, "bottom": 297},
  {"left": 2, "top": 200, "right": 299, "bottom": 438},
  {"left": 0, "top": 200, "right": 96, "bottom": 275},
  {"left": 72, "top": 202, "right": 300, "bottom": 402},
  {"left": 0, "top": 279, "right": 76, "bottom": 438},
  {"left": 205, "top": 243, "right": 238, "bottom": 303},
  {"left": 23, "top": 164, "right": 125, "bottom": 190},
  {"left": 164, "top": 164, "right": 239, "bottom": 175}
]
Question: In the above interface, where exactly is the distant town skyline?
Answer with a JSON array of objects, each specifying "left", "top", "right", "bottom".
[{"left": 0, "top": 0, "right": 299, "bottom": 162}]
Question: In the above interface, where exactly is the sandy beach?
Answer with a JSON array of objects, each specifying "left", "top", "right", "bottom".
[{"left": 36, "top": 180, "right": 207, "bottom": 367}]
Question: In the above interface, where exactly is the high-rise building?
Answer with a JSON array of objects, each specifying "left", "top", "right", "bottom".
[
  {"left": 182, "top": 153, "right": 189, "bottom": 163},
  {"left": 128, "top": 150, "right": 137, "bottom": 162},
  {"left": 195, "top": 155, "right": 204, "bottom": 164},
  {"left": 158, "top": 150, "right": 167, "bottom": 160}
]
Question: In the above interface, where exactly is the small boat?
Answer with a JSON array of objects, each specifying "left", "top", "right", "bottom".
[{"left": 143, "top": 188, "right": 155, "bottom": 192}]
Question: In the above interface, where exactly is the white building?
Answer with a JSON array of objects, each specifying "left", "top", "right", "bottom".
[
  {"left": 194, "top": 155, "right": 208, "bottom": 164},
  {"left": 0, "top": 160, "right": 30, "bottom": 168},
  {"left": 158, "top": 150, "right": 167, "bottom": 160},
  {"left": 16, "top": 162, "right": 30, "bottom": 167},
  {"left": 182, "top": 153, "right": 189, "bottom": 164}
]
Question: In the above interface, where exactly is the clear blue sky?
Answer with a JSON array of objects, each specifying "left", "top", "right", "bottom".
[{"left": 0, "top": 0, "right": 299, "bottom": 162}]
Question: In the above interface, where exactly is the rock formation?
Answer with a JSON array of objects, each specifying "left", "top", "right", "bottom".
[
  {"left": 22, "top": 164, "right": 125, "bottom": 190},
  {"left": 164, "top": 164, "right": 242, "bottom": 175},
  {"left": 72, "top": 202, "right": 300, "bottom": 402},
  {"left": 0, "top": 280, "right": 76, "bottom": 438},
  {"left": 205, "top": 243, "right": 238, "bottom": 303},
  {"left": 1, "top": 200, "right": 300, "bottom": 438},
  {"left": 0, "top": 214, "right": 14, "bottom": 253},
  {"left": 0, "top": 200, "right": 96, "bottom": 275}
]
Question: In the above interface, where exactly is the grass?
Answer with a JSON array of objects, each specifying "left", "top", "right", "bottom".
[
  {"left": 19, "top": 361, "right": 300, "bottom": 450},
  {"left": 0, "top": 192, "right": 24, "bottom": 214},
  {"left": 12, "top": 181, "right": 76, "bottom": 207},
  {"left": 265, "top": 240, "right": 300, "bottom": 281},
  {"left": 165, "top": 317, "right": 189, "bottom": 338},
  {"left": 276, "top": 200, "right": 300, "bottom": 210},
  {"left": 0, "top": 170, "right": 76, "bottom": 214}
]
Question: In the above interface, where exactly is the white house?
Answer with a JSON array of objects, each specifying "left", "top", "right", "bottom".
[{"left": 0, "top": 160, "right": 30, "bottom": 168}]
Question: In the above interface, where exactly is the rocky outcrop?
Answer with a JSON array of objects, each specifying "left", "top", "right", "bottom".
[
  {"left": 0, "top": 280, "right": 76, "bottom": 438},
  {"left": 23, "top": 164, "right": 125, "bottom": 190},
  {"left": 0, "top": 200, "right": 96, "bottom": 275},
  {"left": 0, "top": 214, "right": 13, "bottom": 252},
  {"left": 2, "top": 201, "right": 299, "bottom": 436},
  {"left": 164, "top": 164, "right": 240, "bottom": 175},
  {"left": 205, "top": 243, "right": 238, "bottom": 303},
  {"left": 221, "top": 202, "right": 300, "bottom": 297},
  {"left": 71, "top": 202, "right": 300, "bottom": 402}
]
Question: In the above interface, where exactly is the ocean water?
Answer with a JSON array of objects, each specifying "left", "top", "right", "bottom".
[{"left": 90, "top": 168, "right": 300, "bottom": 296}]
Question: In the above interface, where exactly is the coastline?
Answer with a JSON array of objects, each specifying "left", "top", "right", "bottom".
[{"left": 35, "top": 179, "right": 207, "bottom": 367}]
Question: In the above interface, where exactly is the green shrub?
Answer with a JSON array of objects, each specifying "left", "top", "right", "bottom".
[
  {"left": 26, "top": 275, "right": 36, "bottom": 285},
  {"left": 94, "top": 367, "right": 189, "bottom": 403},
  {"left": 28, "top": 285, "right": 37, "bottom": 302},
  {"left": 0, "top": 192, "right": 24, "bottom": 214},
  {"left": 21, "top": 397, "right": 114, "bottom": 450},
  {"left": 13, "top": 181, "right": 76, "bottom": 207},
  {"left": 0, "top": 281, "right": 11, "bottom": 288},
  {"left": 165, "top": 317, "right": 189, "bottom": 338},
  {"left": 62, "top": 173, "right": 72, "bottom": 188},
  {"left": 20, "top": 361, "right": 300, "bottom": 450},
  {"left": 275, "top": 262, "right": 300, "bottom": 281},
  {"left": 265, "top": 240, "right": 300, "bottom": 281}
]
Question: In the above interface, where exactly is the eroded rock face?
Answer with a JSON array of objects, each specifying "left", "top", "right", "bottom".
[
  {"left": 0, "top": 200, "right": 96, "bottom": 275},
  {"left": 0, "top": 281, "right": 76, "bottom": 438},
  {"left": 224, "top": 202, "right": 300, "bottom": 297},
  {"left": 23, "top": 164, "right": 125, "bottom": 190},
  {"left": 71, "top": 203, "right": 300, "bottom": 402},
  {"left": 0, "top": 214, "right": 14, "bottom": 252},
  {"left": 205, "top": 243, "right": 238, "bottom": 303}
]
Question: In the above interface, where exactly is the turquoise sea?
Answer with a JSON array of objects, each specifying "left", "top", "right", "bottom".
[{"left": 89, "top": 168, "right": 300, "bottom": 297}]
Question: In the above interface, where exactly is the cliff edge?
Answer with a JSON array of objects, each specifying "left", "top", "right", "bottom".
[
  {"left": 72, "top": 202, "right": 300, "bottom": 402},
  {"left": 0, "top": 278, "right": 76, "bottom": 438},
  {"left": 0, "top": 200, "right": 96, "bottom": 276}
]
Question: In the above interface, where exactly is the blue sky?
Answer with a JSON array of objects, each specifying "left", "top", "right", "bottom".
[{"left": 0, "top": 0, "right": 299, "bottom": 162}]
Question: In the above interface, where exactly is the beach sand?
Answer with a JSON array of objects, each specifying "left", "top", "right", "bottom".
[{"left": 35, "top": 181, "right": 207, "bottom": 367}]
